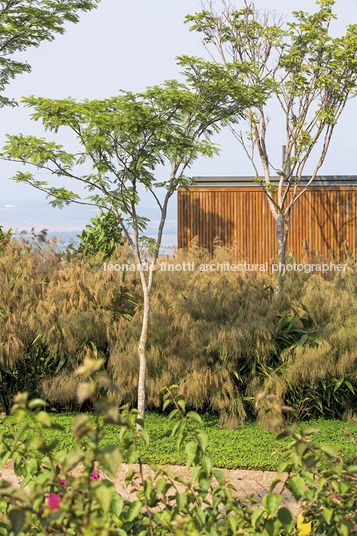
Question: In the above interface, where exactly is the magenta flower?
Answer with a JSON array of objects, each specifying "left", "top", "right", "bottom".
[
  {"left": 59, "top": 479, "right": 66, "bottom": 486},
  {"left": 48, "top": 493, "right": 61, "bottom": 510},
  {"left": 91, "top": 470, "right": 101, "bottom": 480},
  {"left": 332, "top": 494, "right": 339, "bottom": 500}
]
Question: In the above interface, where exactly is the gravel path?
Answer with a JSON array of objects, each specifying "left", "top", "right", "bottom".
[{"left": 0, "top": 461, "right": 300, "bottom": 517}]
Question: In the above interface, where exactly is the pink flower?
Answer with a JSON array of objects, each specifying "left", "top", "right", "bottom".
[
  {"left": 59, "top": 479, "right": 66, "bottom": 486},
  {"left": 91, "top": 470, "right": 101, "bottom": 480},
  {"left": 48, "top": 493, "right": 61, "bottom": 510},
  {"left": 332, "top": 494, "right": 339, "bottom": 500}
]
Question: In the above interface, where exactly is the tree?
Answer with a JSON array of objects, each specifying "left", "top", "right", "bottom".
[
  {"left": 186, "top": 0, "right": 357, "bottom": 292},
  {"left": 1, "top": 59, "right": 260, "bottom": 422},
  {"left": 0, "top": 0, "right": 99, "bottom": 107}
]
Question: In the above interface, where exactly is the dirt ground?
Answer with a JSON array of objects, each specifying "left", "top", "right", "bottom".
[{"left": 0, "top": 460, "right": 300, "bottom": 517}]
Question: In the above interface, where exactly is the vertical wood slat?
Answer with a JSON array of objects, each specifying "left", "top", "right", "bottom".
[{"left": 177, "top": 187, "right": 357, "bottom": 263}]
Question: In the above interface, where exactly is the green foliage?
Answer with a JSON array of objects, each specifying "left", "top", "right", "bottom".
[
  {"left": 185, "top": 1, "right": 357, "bottom": 182},
  {"left": 70, "top": 210, "right": 124, "bottom": 262},
  {"left": 0, "top": 226, "right": 11, "bottom": 240},
  {"left": 0, "top": 0, "right": 99, "bottom": 107},
  {"left": 2, "top": 412, "right": 356, "bottom": 472},
  {"left": 0, "top": 226, "right": 12, "bottom": 253},
  {"left": 276, "top": 305, "right": 320, "bottom": 352},
  {"left": 0, "top": 366, "right": 356, "bottom": 534},
  {"left": 1, "top": 68, "right": 255, "bottom": 240}
]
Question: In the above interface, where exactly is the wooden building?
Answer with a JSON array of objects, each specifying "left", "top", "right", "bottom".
[{"left": 177, "top": 176, "right": 357, "bottom": 265}]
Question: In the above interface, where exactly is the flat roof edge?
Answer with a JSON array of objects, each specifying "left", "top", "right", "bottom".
[{"left": 187, "top": 175, "right": 357, "bottom": 187}]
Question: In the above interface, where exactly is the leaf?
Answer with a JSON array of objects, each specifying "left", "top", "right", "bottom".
[
  {"left": 24, "top": 435, "right": 43, "bottom": 450},
  {"left": 201, "top": 455, "right": 213, "bottom": 476},
  {"left": 127, "top": 500, "right": 142, "bottom": 522},
  {"left": 28, "top": 399, "right": 47, "bottom": 410},
  {"left": 9, "top": 509, "right": 26, "bottom": 535},
  {"left": 228, "top": 515, "right": 239, "bottom": 532},
  {"left": 297, "top": 513, "right": 312, "bottom": 535},
  {"left": 322, "top": 508, "right": 333, "bottom": 524},
  {"left": 320, "top": 444, "right": 338, "bottom": 458},
  {"left": 35, "top": 411, "right": 51, "bottom": 427},
  {"left": 185, "top": 441, "right": 197, "bottom": 470},
  {"left": 212, "top": 469, "right": 226, "bottom": 484},
  {"left": 333, "top": 378, "right": 344, "bottom": 392},
  {"left": 62, "top": 450, "right": 85, "bottom": 473},
  {"left": 262, "top": 493, "right": 282, "bottom": 516},
  {"left": 171, "top": 421, "right": 181, "bottom": 438},
  {"left": 93, "top": 482, "right": 113, "bottom": 515},
  {"left": 97, "top": 445, "right": 122, "bottom": 477},
  {"left": 73, "top": 414, "right": 92, "bottom": 443},
  {"left": 125, "top": 469, "right": 136, "bottom": 487},
  {"left": 156, "top": 477, "right": 169, "bottom": 496},
  {"left": 144, "top": 477, "right": 153, "bottom": 499},
  {"left": 297, "top": 333, "right": 309, "bottom": 347},
  {"left": 277, "top": 507, "right": 294, "bottom": 531},
  {"left": 198, "top": 477, "right": 211, "bottom": 491},
  {"left": 191, "top": 466, "right": 201, "bottom": 482},
  {"left": 196, "top": 431, "right": 208, "bottom": 453},
  {"left": 251, "top": 507, "right": 264, "bottom": 528},
  {"left": 138, "top": 428, "right": 149, "bottom": 446},
  {"left": 177, "top": 492, "right": 188, "bottom": 511},
  {"left": 111, "top": 493, "right": 124, "bottom": 517},
  {"left": 168, "top": 409, "right": 179, "bottom": 420},
  {"left": 346, "top": 465, "right": 357, "bottom": 475},
  {"left": 345, "top": 380, "right": 355, "bottom": 394},
  {"left": 126, "top": 445, "right": 138, "bottom": 464},
  {"left": 177, "top": 399, "right": 186, "bottom": 413},
  {"left": 301, "top": 427, "right": 320, "bottom": 436},
  {"left": 186, "top": 411, "right": 202, "bottom": 424},
  {"left": 77, "top": 381, "right": 96, "bottom": 404},
  {"left": 162, "top": 399, "right": 171, "bottom": 411},
  {"left": 286, "top": 476, "right": 306, "bottom": 500}
]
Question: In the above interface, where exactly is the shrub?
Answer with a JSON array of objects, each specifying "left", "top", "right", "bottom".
[
  {"left": 68, "top": 210, "right": 124, "bottom": 262},
  {"left": 0, "top": 362, "right": 356, "bottom": 535}
]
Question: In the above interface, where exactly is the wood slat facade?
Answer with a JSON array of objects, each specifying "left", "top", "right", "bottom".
[{"left": 177, "top": 177, "right": 357, "bottom": 264}]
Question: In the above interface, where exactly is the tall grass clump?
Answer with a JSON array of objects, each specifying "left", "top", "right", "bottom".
[
  {"left": 108, "top": 243, "right": 357, "bottom": 428},
  {"left": 0, "top": 236, "right": 137, "bottom": 412},
  {"left": 0, "top": 236, "right": 356, "bottom": 427}
]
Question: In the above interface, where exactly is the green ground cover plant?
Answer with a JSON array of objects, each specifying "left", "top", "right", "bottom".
[
  {"left": 2, "top": 412, "right": 356, "bottom": 472},
  {"left": 0, "top": 360, "right": 356, "bottom": 535}
]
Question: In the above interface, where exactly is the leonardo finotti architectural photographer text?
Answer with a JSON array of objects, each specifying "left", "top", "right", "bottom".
[{"left": 103, "top": 262, "right": 347, "bottom": 274}]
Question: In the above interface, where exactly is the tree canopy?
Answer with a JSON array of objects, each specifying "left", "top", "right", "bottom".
[
  {"left": 186, "top": 0, "right": 357, "bottom": 282},
  {"left": 0, "top": 0, "right": 99, "bottom": 107},
  {"left": 1, "top": 58, "right": 260, "bottom": 249}
]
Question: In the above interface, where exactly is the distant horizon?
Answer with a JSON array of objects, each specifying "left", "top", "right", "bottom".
[{"left": 0, "top": 199, "right": 178, "bottom": 248}]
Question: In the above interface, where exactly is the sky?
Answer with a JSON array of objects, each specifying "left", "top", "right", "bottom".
[{"left": 0, "top": 0, "right": 356, "bottom": 235}]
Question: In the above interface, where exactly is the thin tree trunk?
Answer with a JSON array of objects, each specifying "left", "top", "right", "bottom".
[
  {"left": 277, "top": 213, "right": 287, "bottom": 266},
  {"left": 137, "top": 287, "right": 150, "bottom": 424},
  {"left": 274, "top": 212, "right": 287, "bottom": 299}
]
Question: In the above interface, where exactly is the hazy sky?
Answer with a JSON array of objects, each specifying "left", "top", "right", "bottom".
[{"left": 1, "top": 0, "right": 356, "bottom": 229}]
